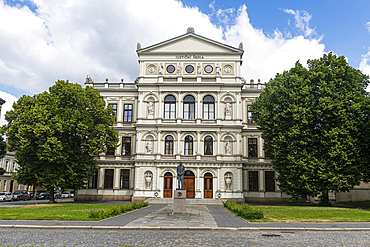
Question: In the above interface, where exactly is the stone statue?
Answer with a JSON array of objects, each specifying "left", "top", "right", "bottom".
[
  {"left": 85, "top": 76, "right": 93, "bottom": 84},
  {"left": 197, "top": 63, "right": 201, "bottom": 75},
  {"left": 215, "top": 63, "right": 221, "bottom": 76},
  {"left": 137, "top": 42, "right": 142, "bottom": 50},
  {"left": 177, "top": 63, "right": 182, "bottom": 76},
  {"left": 145, "top": 172, "right": 152, "bottom": 189},
  {"left": 148, "top": 101, "right": 154, "bottom": 115},
  {"left": 177, "top": 162, "right": 185, "bottom": 190},
  {"left": 187, "top": 27, "right": 195, "bottom": 33},
  {"left": 158, "top": 63, "right": 164, "bottom": 75},
  {"left": 225, "top": 141, "right": 231, "bottom": 155},
  {"left": 225, "top": 102, "right": 231, "bottom": 116},
  {"left": 238, "top": 42, "right": 243, "bottom": 50},
  {"left": 146, "top": 141, "right": 152, "bottom": 153},
  {"left": 225, "top": 173, "right": 233, "bottom": 190}
]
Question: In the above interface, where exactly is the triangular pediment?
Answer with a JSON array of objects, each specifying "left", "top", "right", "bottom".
[{"left": 137, "top": 33, "right": 243, "bottom": 55}]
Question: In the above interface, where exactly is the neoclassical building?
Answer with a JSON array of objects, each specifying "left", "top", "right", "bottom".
[{"left": 76, "top": 28, "right": 283, "bottom": 203}]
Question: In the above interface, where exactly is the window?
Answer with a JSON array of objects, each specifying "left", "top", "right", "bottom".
[
  {"left": 106, "top": 147, "right": 115, "bottom": 155},
  {"left": 247, "top": 105, "right": 254, "bottom": 123},
  {"left": 203, "top": 95, "right": 215, "bottom": 119},
  {"left": 166, "top": 65, "right": 175, "bottom": 73},
  {"left": 123, "top": 104, "right": 133, "bottom": 122},
  {"left": 88, "top": 171, "right": 98, "bottom": 189},
  {"left": 5, "top": 160, "right": 8, "bottom": 172},
  {"left": 120, "top": 169, "right": 130, "bottom": 189},
  {"left": 265, "top": 171, "right": 275, "bottom": 192},
  {"left": 164, "top": 95, "right": 176, "bottom": 119},
  {"left": 204, "top": 136, "right": 213, "bottom": 155},
  {"left": 183, "top": 95, "right": 195, "bottom": 119},
  {"left": 249, "top": 171, "right": 258, "bottom": 191},
  {"left": 204, "top": 65, "right": 213, "bottom": 73},
  {"left": 12, "top": 162, "right": 15, "bottom": 172},
  {"left": 122, "top": 137, "right": 131, "bottom": 156},
  {"left": 108, "top": 103, "right": 117, "bottom": 121},
  {"left": 248, "top": 138, "right": 258, "bottom": 157},
  {"left": 165, "top": 135, "right": 174, "bottom": 155},
  {"left": 185, "top": 65, "right": 194, "bottom": 73},
  {"left": 104, "top": 169, "right": 114, "bottom": 189},
  {"left": 184, "top": 135, "right": 193, "bottom": 155}
]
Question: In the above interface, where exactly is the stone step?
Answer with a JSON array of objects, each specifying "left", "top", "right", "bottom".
[{"left": 146, "top": 198, "right": 224, "bottom": 205}]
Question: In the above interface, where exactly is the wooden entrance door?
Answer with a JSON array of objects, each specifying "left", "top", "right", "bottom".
[
  {"left": 163, "top": 172, "right": 173, "bottom": 198},
  {"left": 184, "top": 170, "right": 195, "bottom": 198},
  {"left": 204, "top": 172, "right": 213, "bottom": 198}
]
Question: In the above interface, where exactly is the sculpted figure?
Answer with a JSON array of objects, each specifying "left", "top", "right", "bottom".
[
  {"left": 215, "top": 63, "right": 221, "bottom": 76},
  {"left": 197, "top": 63, "right": 201, "bottom": 75},
  {"left": 225, "top": 141, "right": 231, "bottom": 155},
  {"left": 158, "top": 63, "right": 164, "bottom": 75},
  {"left": 177, "top": 162, "right": 185, "bottom": 190},
  {"left": 148, "top": 101, "right": 154, "bottom": 115},
  {"left": 177, "top": 63, "right": 182, "bottom": 76},
  {"left": 146, "top": 141, "right": 152, "bottom": 153},
  {"left": 225, "top": 102, "right": 231, "bottom": 116}
]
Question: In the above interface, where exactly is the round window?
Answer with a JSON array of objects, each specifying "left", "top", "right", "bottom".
[
  {"left": 166, "top": 65, "right": 175, "bottom": 73},
  {"left": 185, "top": 65, "right": 194, "bottom": 73},
  {"left": 204, "top": 65, "right": 213, "bottom": 73}
]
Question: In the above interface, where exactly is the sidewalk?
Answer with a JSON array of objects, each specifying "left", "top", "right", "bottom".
[{"left": 1, "top": 204, "right": 370, "bottom": 231}]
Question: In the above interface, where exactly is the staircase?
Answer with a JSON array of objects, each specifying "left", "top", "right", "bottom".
[{"left": 146, "top": 198, "right": 224, "bottom": 205}]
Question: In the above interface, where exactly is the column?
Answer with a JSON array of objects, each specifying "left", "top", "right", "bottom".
[
  {"left": 177, "top": 91, "right": 182, "bottom": 120},
  {"left": 98, "top": 167, "right": 104, "bottom": 189},
  {"left": 137, "top": 131, "right": 142, "bottom": 154},
  {"left": 117, "top": 97, "right": 123, "bottom": 123},
  {"left": 158, "top": 91, "right": 162, "bottom": 120},
  {"left": 134, "top": 97, "right": 138, "bottom": 121},
  {"left": 197, "top": 131, "right": 201, "bottom": 154},
  {"left": 217, "top": 131, "right": 221, "bottom": 155},
  {"left": 177, "top": 130, "right": 181, "bottom": 155},
  {"left": 236, "top": 132, "right": 241, "bottom": 155},
  {"left": 217, "top": 166, "right": 220, "bottom": 192},
  {"left": 259, "top": 170, "right": 264, "bottom": 192},
  {"left": 236, "top": 92, "right": 240, "bottom": 120},
  {"left": 156, "top": 166, "right": 160, "bottom": 190},
  {"left": 216, "top": 91, "right": 220, "bottom": 120},
  {"left": 241, "top": 97, "right": 246, "bottom": 122},
  {"left": 258, "top": 136, "right": 263, "bottom": 157},
  {"left": 197, "top": 91, "right": 201, "bottom": 119},
  {"left": 157, "top": 131, "right": 162, "bottom": 154},
  {"left": 114, "top": 168, "right": 120, "bottom": 189}
]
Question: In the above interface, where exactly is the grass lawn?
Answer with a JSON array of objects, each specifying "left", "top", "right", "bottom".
[
  {"left": 249, "top": 204, "right": 370, "bottom": 222},
  {"left": 0, "top": 203, "right": 117, "bottom": 221}
]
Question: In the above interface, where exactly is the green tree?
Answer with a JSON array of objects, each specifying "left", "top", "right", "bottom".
[
  {"left": 0, "top": 136, "right": 6, "bottom": 159},
  {"left": 1, "top": 80, "right": 119, "bottom": 203},
  {"left": 252, "top": 52, "right": 370, "bottom": 205}
]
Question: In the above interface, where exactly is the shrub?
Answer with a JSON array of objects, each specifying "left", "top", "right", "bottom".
[
  {"left": 88, "top": 201, "right": 148, "bottom": 219},
  {"left": 223, "top": 200, "right": 264, "bottom": 220}
]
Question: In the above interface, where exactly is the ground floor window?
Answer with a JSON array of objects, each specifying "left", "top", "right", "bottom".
[
  {"left": 120, "top": 169, "right": 130, "bottom": 189},
  {"left": 265, "top": 171, "right": 275, "bottom": 192},
  {"left": 104, "top": 169, "right": 114, "bottom": 189},
  {"left": 88, "top": 171, "right": 98, "bottom": 189},
  {"left": 249, "top": 171, "right": 258, "bottom": 191},
  {"left": 122, "top": 137, "right": 131, "bottom": 156},
  {"left": 248, "top": 138, "right": 258, "bottom": 157}
]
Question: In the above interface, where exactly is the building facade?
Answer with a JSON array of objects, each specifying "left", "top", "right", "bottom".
[{"left": 76, "top": 29, "right": 286, "bottom": 203}]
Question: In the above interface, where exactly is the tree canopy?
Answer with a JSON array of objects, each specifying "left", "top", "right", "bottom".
[
  {"left": 0, "top": 136, "right": 6, "bottom": 159},
  {"left": 1, "top": 80, "right": 119, "bottom": 201},
  {"left": 252, "top": 52, "right": 370, "bottom": 204}
]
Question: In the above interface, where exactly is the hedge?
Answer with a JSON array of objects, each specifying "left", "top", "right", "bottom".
[
  {"left": 88, "top": 201, "right": 148, "bottom": 219},
  {"left": 223, "top": 200, "right": 264, "bottom": 220}
]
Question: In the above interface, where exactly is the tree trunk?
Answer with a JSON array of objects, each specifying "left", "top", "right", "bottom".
[
  {"left": 319, "top": 191, "right": 331, "bottom": 206},
  {"left": 49, "top": 187, "right": 55, "bottom": 204}
]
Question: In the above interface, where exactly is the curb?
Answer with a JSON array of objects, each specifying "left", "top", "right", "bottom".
[{"left": 1, "top": 225, "right": 370, "bottom": 231}]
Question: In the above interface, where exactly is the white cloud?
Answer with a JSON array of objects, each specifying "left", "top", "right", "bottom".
[
  {"left": 0, "top": 0, "right": 326, "bottom": 95},
  {"left": 359, "top": 50, "right": 370, "bottom": 92},
  {"left": 0, "top": 91, "right": 17, "bottom": 127},
  {"left": 282, "top": 8, "right": 316, "bottom": 37},
  {"left": 225, "top": 5, "right": 324, "bottom": 82},
  {"left": 365, "top": 21, "right": 370, "bottom": 33}
]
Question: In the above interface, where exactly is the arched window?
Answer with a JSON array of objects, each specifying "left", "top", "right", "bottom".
[
  {"left": 203, "top": 95, "right": 215, "bottom": 119},
  {"left": 164, "top": 95, "right": 176, "bottom": 119},
  {"left": 184, "top": 135, "right": 193, "bottom": 155},
  {"left": 204, "top": 136, "right": 213, "bottom": 155},
  {"left": 165, "top": 135, "right": 174, "bottom": 155},
  {"left": 183, "top": 95, "right": 195, "bottom": 119}
]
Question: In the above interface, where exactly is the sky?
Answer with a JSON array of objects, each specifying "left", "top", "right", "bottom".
[{"left": 1, "top": 0, "right": 370, "bottom": 125}]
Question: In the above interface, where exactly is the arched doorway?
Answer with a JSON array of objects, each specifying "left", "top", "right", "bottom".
[
  {"left": 184, "top": 170, "right": 195, "bottom": 198},
  {"left": 163, "top": 172, "right": 173, "bottom": 198},
  {"left": 204, "top": 172, "right": 213, "bottom": 198}
]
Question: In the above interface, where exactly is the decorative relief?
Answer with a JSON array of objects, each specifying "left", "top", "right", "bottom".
[
  {"left": 223, "top": 65, "right": 233, "bottom": 74},
  {"left": 147, "top": 64, "right": 157, "bottom": 74},
  {"left": 146, "top": 141, "right": 152, "bottom": 154},
  {"left": 215, "top": 63, "right": 221, "bottom": 76},
  {"left": 158, "top": 63, "right": 164, "bottom": 75},
  {"left": 225, "top": 172, "right": 233, "bottom": 191},
  {"left": 145, "top": 171, "right": 153, "bottom": 189},
  {"left": 107, "top": 97, "right": 119, "bottom": 100},
  {"left": 225, "top": 140, "right": 232, "bottom": 155},
  {"left": 123, "top": 97, "right": 135, "bottom": 101}
]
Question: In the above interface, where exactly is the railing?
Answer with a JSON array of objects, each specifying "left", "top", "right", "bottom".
[{"left": 243, "top": 83, "right": 265, "bottom": 90}]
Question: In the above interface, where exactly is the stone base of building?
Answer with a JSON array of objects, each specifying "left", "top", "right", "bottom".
[
  {"left": 74, "top": 194, "right": 132, "bottom": 201},
  {"left": 132, "top": 196, "right": 151, "bottom": 202}
]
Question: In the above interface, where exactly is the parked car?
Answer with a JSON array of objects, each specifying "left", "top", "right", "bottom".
[
  {"left": 54, "top": 190, "right": 62, "bottom": 199},
  {"left": 61, "top": 192, "right": 71, "bottom": 198},
  {"left": 0, "top": 192, "right": 13, "bottom": 202},
  {"left": 13, "top": 191, "right": 28, "bottom": 201},
  {"left": 36, "top": 192, "right": 50, "bottom": 200}
]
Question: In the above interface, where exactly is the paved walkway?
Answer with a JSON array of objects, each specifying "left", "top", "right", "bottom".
[{"left": 1, "top": 204, "right": 370, "bottom": 231}]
